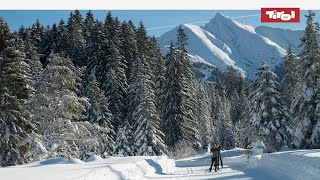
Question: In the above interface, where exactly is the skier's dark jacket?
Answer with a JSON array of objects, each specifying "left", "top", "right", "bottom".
[{"left": 210, "top": 147, "right": 218, "bottom": 158}]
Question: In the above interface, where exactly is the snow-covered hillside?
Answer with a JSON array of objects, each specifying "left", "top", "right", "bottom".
[
  {"left": 158, "top": 13, "right": 303, "bottom": 78},
  {"left": 2, "top": 148, "right": 319, "bottom": 180}
]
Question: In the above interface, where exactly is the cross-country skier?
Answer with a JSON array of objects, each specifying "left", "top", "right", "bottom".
[
  {"left": 208, "top": 145, "right": 218, "bottom": 172},
  {"left": 217, "top": 144, "right": 223, "bottom": 170}
]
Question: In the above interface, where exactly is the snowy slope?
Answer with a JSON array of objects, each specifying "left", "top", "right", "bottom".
[
  {"left": 158, "top": 13, "right": 302, "bottom": 79},
  {"left": 204, "top": 13, "right": 287, "bottom": 78},
  {"left": 255, "top": 26, "right": 303, "bottom": 54},
  {"left": 0, "top": 155, "right": 175, "bottom": 180},
  {"left": 1, "top": 148, "right": 319, "bottom": 180},
  {"left": 158, "top": 24, "right": 245, "bottom": 76}
]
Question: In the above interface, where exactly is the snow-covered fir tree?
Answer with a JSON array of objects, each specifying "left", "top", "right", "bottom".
[
  {"left": 162, "top": 32, "right": 199, "bottom": 147},
  {"left": 282, "top": 45, "right": 299, "bottom": 102},
  {"left": 97, "top": 12, "right": 128, "bottom": 132},
  {"left": 27, "top": 53, "right": 89, "bottom": 159},
  {"left": 291, "top": 11, "right": 320, "bottom": 148},
  {"left": 66, "top": 10, "right": 85, "bottom": 67},
  {"left": 162, "top": 43, "right": 183, "bottom": 147},
  {"left": 195, "top": 81, "right": 214, "bottom": 149},
  {"left": 121, "top": 20, "right": 137, "bottom": 78},
  {"left": 30, "top": 19, "right": 44, "bottom": 52},
  {"left": 249, "top": 61, "right": 291, "bottom": 152},
  {"left": 0, "top": 34, "right": 36, "bottom": 166},
  {"left": 84, "top": 73, "right": 115, "bottom": 156},
  {"left": 114, "top": 120, "right": 134, "bottom": 156},
  {"left": 176, "top": 27, "right": 199, "bottom": 145},
  {"left": 224, "top": 67, "right": 248, "bottom": 125},
  {"left": 128, "top": 33, "right": 167, "bottom": 155},
  {"left": 211, "top": 83, "right": 235, "bottom": 149},
  {"left": 17, "top": 27, "right": 43, "bottom": 85}
]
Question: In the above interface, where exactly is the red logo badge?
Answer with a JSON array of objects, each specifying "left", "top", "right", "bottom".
[{"left": 261, "top": 8, "right": 300, "bottom": 22}]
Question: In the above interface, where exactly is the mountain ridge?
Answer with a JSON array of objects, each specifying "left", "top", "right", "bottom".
[{"left": 158, "top": 13, "right": 303, "bottom": 79}]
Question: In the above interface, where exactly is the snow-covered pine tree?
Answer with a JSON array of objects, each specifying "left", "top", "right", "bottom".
[
  {"left": 233, "top": 80, "right": 251, "bottom": 148},
  {"left": 80, "top": 20, "right": 104, "bottom": 96},
  {"left": 56, "top": 19, "right": 68, "bottom": 54},
  {"left": 0, "top": 17, "right": 10, "bottom": 102},
  {"left": 83, "top": 10, "right": 95, "bottom": 44},
  {"left": 224, "top": 67, "right": 248, "bottom": 125},
  {"left": 128, "top": 36, "right": 167, "bottom": 155},
  {"left": 0, "top": 35, "right": 36, "bottom": 166},
  {"left": 211, "top": 82, "right": 235, "bottom": 149},
  {"left": 162, "top": 43, "right": 183, "bottom": 147},
  {"left": 121, "top": 20, "right": 137, "bottom": 79},
  {"left": 176, "top": 27, "right": 199, "bottom": 146},
  {"left": 154, "top": 39, "right": 166, "bottom": 126},
  {"left": 249, "top": 61, "right": 291, "bottom": 152},
  {"left": 282, "top": 45, "right": 299, "bottom": 103},
  {"left": 114, "top": 120, "right": 134, "bottom": 156},
  {"left": 17, "top": 27, "right": 43, "bottom": 86},
  {"left": 83, "top": 10, "right": 96, "bottom": 67},
  {"left": 28, "top": 53, "right": 89, "bottom": 159},
  {"left": 195, "top": 81, "right": 214, "bottom": 149},
  {"left": 235, "top": 96, "right": 252, "bottom": 148},
  {"left": 291, "top": 11, "right": 320, "bottom": 148},
  {"left": 30, "top": 19, "right": 44, "bottom": 52},
  {"left": 97, "top": 12, "right": 128, "bottom": 132},
  {"left": 132, "top": 62, "right": 167, "bottom": 155},
  {"left": 76, "top": 121, "right": 114, "bottom": 160},
  {"left": 66, "top": 10, "right": 86, "bottom": 67},
  {"left": 85, "top": 73, "right": 115, "bottom": 155}
]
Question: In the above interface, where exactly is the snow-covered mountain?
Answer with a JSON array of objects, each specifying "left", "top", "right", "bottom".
[{"left": 158, "top": 13, "right": 303, "bottom": 78}]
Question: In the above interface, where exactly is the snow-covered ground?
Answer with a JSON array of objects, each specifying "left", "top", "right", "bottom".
[{"left": 1, "top": 148, "right": 319, "bottom": 180}]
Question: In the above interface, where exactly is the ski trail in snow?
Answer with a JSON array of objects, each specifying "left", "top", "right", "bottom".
[{"left": 143, "top": 148, "right": 285, "bottom": 180}]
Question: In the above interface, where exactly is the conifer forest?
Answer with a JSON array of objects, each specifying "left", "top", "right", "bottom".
[{"left": 0, "top": 10, "right": 319, "bottom": 167}]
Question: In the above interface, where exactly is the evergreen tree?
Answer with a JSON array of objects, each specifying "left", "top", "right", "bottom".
[
  {"left": 30, "top": 19, "right": 44, "bottom": 52},
  {"left": 18, "top": 28, "right": 43, "bottom": 85},
  {"left": 114, "top": 120, "right": 134, "bottom": 156},
  {"left": 97, "top": 12, "right": 128, "bottom": 132},
  {"left": 249, "top": 61, "right": 291, "bottom": 152},
  {"left": 162, "top": 39, "right": 198, "bottom": 147},
  {"left": 0, "top": 36, "right": 36, "bottom": 166},
  {"left": 176, "top": 27, "right": 199, "bottom": 145},
  {"left": 83, "top": 10, "right": 95, "bottom": 66},
  {"left": 56, "top": 19, "right": 68, "bottom": 54},
  {"left": 154, "top": 40, "right": 166, "bottom": 126},
  {"left": 162, "top": 43, "right": 183, "bottom": 147},
  {"left": 224, "top": 67, "right": 248, "bottom": 125},
  {"left": 292, "top": 11, "right": 320, "bottom": 148},
  {"left": 121, "top": 20, "right": 137, "bottom": 78},
  {"left": 85, "top": 73, "right": 115, "bottom": 155},
  {"left": 128, "top": 41, "right": 167, "bottom": 155},
  {"left": 195, "top": 81, "right": 214, "bottom": 148},
  {"left": 282, "top": 45, "right": 299, "bottom": 102},
  {"left": 133, "top": 60, "right": 167, "bottom": 155},
  {"left": 28, "top": 53, "right": 89, "bottom": 159},
  {"left": 66, "top": 10, "right": 85, "bottom": 66},
  {"left": 211, "top": 83, "right": 235, "bottom": 149}
]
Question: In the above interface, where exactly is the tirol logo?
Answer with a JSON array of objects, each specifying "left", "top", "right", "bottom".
[{"left": 261, "top": 8, "right": 300, "bottom": 22}]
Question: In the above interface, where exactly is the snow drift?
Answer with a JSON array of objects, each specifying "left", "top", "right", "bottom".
[{"left": 1, "top": 148, "right": 320, "bottom": 180}]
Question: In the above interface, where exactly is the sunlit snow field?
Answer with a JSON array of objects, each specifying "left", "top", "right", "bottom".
[{"left": 1, "top": 148, "right": 319, "bottom": 180}]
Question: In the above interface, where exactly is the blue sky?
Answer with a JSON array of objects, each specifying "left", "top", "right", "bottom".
[{"left": 0, "top": 10, "right": 319, "bottom": 37}]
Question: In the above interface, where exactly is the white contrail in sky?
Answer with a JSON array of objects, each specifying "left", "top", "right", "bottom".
[
  {"left": 146, "top": 14, "right": 261, "bottom": 31},
  {"left": 232, "top": 14, "right": 260, "bottom": 19}
]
